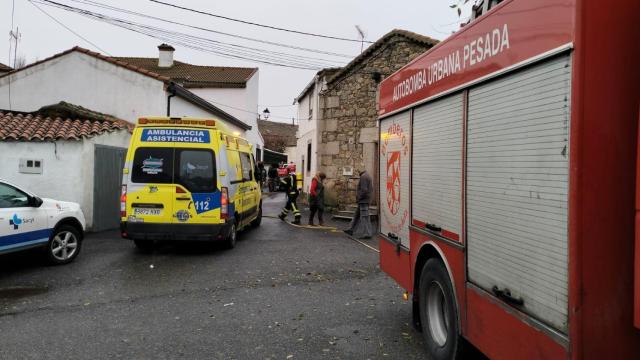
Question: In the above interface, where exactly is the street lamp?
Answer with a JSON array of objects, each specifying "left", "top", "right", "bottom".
[{"left": 262, "top": 108, "right": 270, "bottom": 120}]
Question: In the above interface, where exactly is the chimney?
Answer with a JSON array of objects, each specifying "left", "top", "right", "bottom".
[{"left": 158, "top": 43, "right": 175, "bottom": 68}]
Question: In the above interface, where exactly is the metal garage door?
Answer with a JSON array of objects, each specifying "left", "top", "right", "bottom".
[
  {"left": 412, "top": 93, "right": 463, "bottom": 240},
  {"left": 466, "top": 54, "right": 571, "bottom": 332},
  {"left": 379, "top": 111, "right": 411, "bottom": 248},
  {"left": 93, "top": 145, "right": 126, "bottom": 232}
]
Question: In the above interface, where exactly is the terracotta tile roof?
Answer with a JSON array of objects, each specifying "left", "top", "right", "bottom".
[
  {"left": 0, "top": 110, "right": 131, "bottom": 141},
  {"left": 258, "top": 120, "right": 298, "bottom": 150},
  {"left": 327, "top": 29, "right": 438, "bottom": 85},
  {"left": 0, "top": 46, "right": 257, "bottom": 89},
  {"left": 109, "top": 57, "right": 258, "bottom": 88},
  {"left": 0, "top": 62, "right": 12, "bottom": 72}
]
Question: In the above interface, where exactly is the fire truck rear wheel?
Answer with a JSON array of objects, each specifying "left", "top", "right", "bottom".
[{"left": 418, "top": 258, "right": 461, "bottom": 360}]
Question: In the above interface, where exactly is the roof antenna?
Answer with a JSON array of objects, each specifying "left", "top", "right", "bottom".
[{"left": 355, "top": 25, "right": 366, "bottom": 53}]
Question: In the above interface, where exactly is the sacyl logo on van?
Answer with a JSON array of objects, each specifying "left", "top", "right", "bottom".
[
  {"left": 141, "top": 128, "right": 211, "bottom": 143},
  {"left": 9, "top": 214, "right": 34, "bottom": 230}
]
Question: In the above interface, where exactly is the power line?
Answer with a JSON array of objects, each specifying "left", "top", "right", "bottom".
[
  {"left": 33, "top": 0, "right": 345, "bottom": 69},
  {"left": 29, "top": 0, "right": 111, "bottom": 55},
  {"left": 149, "top": 0, "right": 374, "bottom": 44},
  {"left": 65, "top": 0, "right": 354, "bottom": 59}
]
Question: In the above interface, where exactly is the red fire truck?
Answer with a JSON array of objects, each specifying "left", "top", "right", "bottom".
[{"left": 377, "top": 0, "right": 640, "bottom": 358}]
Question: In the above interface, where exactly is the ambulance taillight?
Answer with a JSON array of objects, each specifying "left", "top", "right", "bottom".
[
  {"left": 221, "top": 187, "right": 229, "bottom": 220},
  {"left": 120, "top": 185, "right": 127, "bottom": 217}
]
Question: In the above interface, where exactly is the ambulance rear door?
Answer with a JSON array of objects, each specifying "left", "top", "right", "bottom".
[{"left": 127, "top": 135, "right": 176, "bottom": 225}]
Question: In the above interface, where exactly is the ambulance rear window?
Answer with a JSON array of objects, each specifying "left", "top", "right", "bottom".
[
  {"left": 176, "top": 149, "right": 216, "bottom": 193},
  {"left": 131, "top": 148, "right": 174, "bottom": 184}
]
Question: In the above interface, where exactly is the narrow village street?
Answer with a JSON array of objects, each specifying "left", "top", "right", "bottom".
[{"left": 0, "top": 193, "right": 428, "bottom": 360}]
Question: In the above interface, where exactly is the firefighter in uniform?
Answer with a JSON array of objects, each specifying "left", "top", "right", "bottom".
[{"left": 278, "top": 168, "right": 301, "bottom": 224}]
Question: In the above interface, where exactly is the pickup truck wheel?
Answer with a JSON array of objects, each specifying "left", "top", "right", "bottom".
[
  {"left": 225, "top": 222, "right": 237, "bottom": 249},
  {"left": 418, "top": 258, "right": 462, "bottom": 360},
  {"left": 134, "top": 239, "right": 155, "bottom": 253},
  {"left": 46, "top": 225, "right": 82, "bottom": 265}
]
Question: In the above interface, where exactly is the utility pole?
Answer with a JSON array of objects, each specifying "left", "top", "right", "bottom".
[
  {"left": 9, "top": 27, "right": 21, "bottom": 68},
  {"left": 355, "top": 25, "right": 366, "bottom": 53}
]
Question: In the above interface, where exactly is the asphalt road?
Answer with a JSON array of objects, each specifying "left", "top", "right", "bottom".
[{"left": 0, "top": 193, "right": 429, "bottom": 360}]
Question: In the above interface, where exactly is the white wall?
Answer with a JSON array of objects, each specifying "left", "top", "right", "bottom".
[
  {"left": 169, "top": 95, "right": 244, "bottom": 135},
  {"left": 0, "top": 52, "right": 167, "bottom": 122},
  {"left": 293, "top": 77, "right": 320, "bottom": 193},
  {"left": 0, "top": 130, "right": 131, "bottom": 229},
  {"left": 285, "top": 146, "right": 297, "bottom": 167},
  {"left": 191, "top": 71, "right": 264, "bottom": 157}
]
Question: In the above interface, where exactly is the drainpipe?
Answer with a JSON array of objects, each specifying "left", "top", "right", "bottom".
[{"left": 166, "top": 83, "right": 176, "bottom": 116}]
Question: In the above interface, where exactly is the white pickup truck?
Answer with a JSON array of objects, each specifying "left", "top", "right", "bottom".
[{"left": 0, "top": 179, "right": 86, "bottom": 264}]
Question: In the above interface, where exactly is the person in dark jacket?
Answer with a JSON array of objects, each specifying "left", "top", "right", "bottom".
[
  {"left": 278, "top": 168, "right": 301, "bottom": 224},
  {"left": 344, "top": 170, "right": 374, "bottom": 238},
  {"left": 308, "top": 172, "right": 326, "bottom": 226},
  {"left": 268, "top": 164, "right": 278, "bottom": 192},
  {"left": 257, "top": 161, "right": 266, "bottom": 191}
]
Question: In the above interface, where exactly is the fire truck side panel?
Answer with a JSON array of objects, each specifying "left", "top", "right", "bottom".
[
  {"left": 571, "top": 0, "right": 640, "bottom": 357},
  {"left": 379, "top": 239, "right": 412, "bottom": 290},
  {"left": 466, "top": 54, "right": 572, "bottom": 333},
  {"left": 379, "top": 111, "right": 412, "bottom": 289},
  {"left": 636, "top": 107, "right": 640, "bottom": 330},
  {"left": 466, "top": 285, "right": 567, "bottom": 360},
  {"left": 379, "top": 111, "right": 412, "bottom": 246},
  {"left": 411, "top": 93, "right": 464, "bottom": 242}
]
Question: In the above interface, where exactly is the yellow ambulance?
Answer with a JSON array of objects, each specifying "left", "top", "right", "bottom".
[{"left": 119, "top": 117, "right": 262, "bottom": 250}]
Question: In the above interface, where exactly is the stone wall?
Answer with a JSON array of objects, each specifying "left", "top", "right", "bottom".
[{"left": 318, "top": 36, "right": 433, "bottom": 207}]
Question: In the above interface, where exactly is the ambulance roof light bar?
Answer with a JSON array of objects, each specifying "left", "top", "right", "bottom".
[{"left": 137, "top": 117, "right": 217, "bottom": 128}]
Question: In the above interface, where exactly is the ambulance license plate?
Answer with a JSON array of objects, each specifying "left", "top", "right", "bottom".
[{"left": 134, "top": 208, "right": 161, "bottom": 216}]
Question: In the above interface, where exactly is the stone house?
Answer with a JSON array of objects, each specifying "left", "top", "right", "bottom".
[
  {"left": 295, "top": 29, "right": 438, "bottom": 206},
  {"left": 257, "top": 119, "right": 298, "bottom": 165}
]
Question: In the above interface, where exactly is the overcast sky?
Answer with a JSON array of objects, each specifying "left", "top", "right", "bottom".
[{"left": 2, "top": 0, "right": 472, "bottom": 123}]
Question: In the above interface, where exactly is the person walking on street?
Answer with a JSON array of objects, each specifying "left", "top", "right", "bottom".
[
  {"left": 257, "top": 161, "right": 266, "bottom": 191},
  {"left": 268, "top": 164, "right": 278, "bottom": 192},
  {"left": 279, "top": 168, "right": 301, "bottom": 224},
  {"left": 308, "top": 172, "right": 326, "bottom": 226},
  {"left": 344, "top": 170, "right": 374, "bottom": 238}
]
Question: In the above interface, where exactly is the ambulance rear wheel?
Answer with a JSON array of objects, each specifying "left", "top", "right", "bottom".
[
  {"left": 225, "top": 222, "right": 237, "bottom": 249},
  {"left": 418, "top": 258, "right": 462, "bottom": 360},
  {"left": 251, "top": 204, "right": 262, "bottom": 228},
  {"left": 134, "top": 239, "right": 155, "bottom": 253}
]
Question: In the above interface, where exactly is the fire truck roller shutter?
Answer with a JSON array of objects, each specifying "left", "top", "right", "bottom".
[
  {"left": 379, "top": 111, "right": 411, "bottom": 248},
  {"left": 412, "top": 92, "right": 464, "bottom": 241},
  {"left": 466, "top": 54, "right": 571, "bottom": 332}
]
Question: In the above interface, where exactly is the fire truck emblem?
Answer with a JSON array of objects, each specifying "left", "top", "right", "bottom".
[{"left": 386, "top": 151, "right": 401, "bottom": 215}]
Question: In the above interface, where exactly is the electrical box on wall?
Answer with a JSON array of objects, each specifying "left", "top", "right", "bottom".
[
  {"left": 19, "top": 158, "right": 43, "bottom": 174},
  {"left": 342, "top": 166, "right": 353, "bottom": 176}
]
